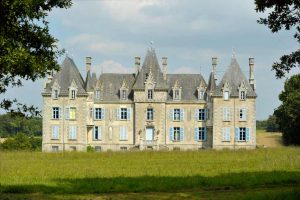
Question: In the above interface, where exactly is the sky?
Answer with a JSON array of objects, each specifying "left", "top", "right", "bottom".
[{"left": 2, "top": 0, "right": 299, "bottom": 120}]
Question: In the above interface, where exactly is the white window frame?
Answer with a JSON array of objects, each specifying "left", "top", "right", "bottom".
[
  {"left": 239, "top": 108, "right": 247, "bottom": 121},
  {"left": 95, "top": 90, "right": 101, "bottom": 100},
  {"left": 53, "top": 90, "right": 59, "bottom": 99},
  {"left": 147, "top": 108, "right": 153, "bottom": 121},
  {"left": 173, "top": 127, "right": 181, "bottom": 141},
  {"left": 223, "top": 108, "right": 231, "bottom": 121},
  {"left": 93, "top": 126, "right": 101, "bottom": 140},
  {"left": 121, "top": 90, "right": 127, "bottom": 100},
  {"left": 240, "top": 91, "right": 246, "bottom": 100},
  {"left": 119, "top": 126, "right": 128, "bottom": 141},
  {"left": 120, "top": 108, "right": 128, "bottom": 120},
  {"left": 51, "top": 125, "right": 59, "bottom": 140},
  {"left": 198, "top": 109, "right": 205, "bottom": 121},
  {"left": 174, "top": 90, "right": 180, "bottom": 100},
  {"left": 222, "top": 127, "right": 231, "bottom": 141},
  {"left": 173, "top": 108, "right": 181, "bottom": 121},
  {"left": 52, "top": 107, "right": 60, "bottom": 119},
  {"left": 198, "top": 91, "right": 205, "bottom": 100},
  {"left": 94, "top": 108, "right": 102, "bottom": 120},
  {"left": 147, "top": 89, "right": 153, "bottom": 100},
  {"left": 223, "top": 91, "right": 229, "bottom": 100},
  {"left": 68, "top": 125, "right": 77, "bottom": 140},
  {"left": 239, "top": 127, "right": 246, "bottom": 141},
  {"left": 71, "top": 90, "right": 76, "bottom": 99},
  {"left": 198, "top": 127, "right": 205, "bottom": 141}
]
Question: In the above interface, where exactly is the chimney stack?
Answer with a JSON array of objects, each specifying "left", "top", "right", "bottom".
[
  {"left": 86, "top": 56, "right": 92, "bottom": 73},
  {"left": 212, "top": 57, "right": 218, "bottom": 82},
  {"left": 162, "top": 57, "right": 168, "bottom": 80},
  {"left": 135, "top": 56, "right": 140, "bottom": 76},
  {"left": 249, "top": 58, "right": 256, "bottom": 91}
]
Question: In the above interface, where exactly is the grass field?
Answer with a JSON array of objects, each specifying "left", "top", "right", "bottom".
[{"left": 1, "top": 145, "right": 300, "bottom": 199}]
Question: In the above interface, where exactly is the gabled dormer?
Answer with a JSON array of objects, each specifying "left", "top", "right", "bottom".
[
  {"left": 222, "top": 81, "right": 231, "bottom": 100},
  {"left": 69, "top": 79, "right": 78, "bottom": 99},
  {"left": 120, "top": 79, "right": 129, "bottom": 100},
  {"left": 197, "top": 80, "right": 207, "bottom": 100},
  {"left": 238, "top": 81, "right": 247, "bottom": 100},
  {"left": 144, "top": 69, "right": 156, "bottom": 100},
  {"left": 51, "top": 80, "right": 60, "bottom": 100},
  {"left": 172, "top": 80, "right": 182, "bottom": 101},
  {"left": 95, "top": 80, "right": 104, "bottom": 100}
]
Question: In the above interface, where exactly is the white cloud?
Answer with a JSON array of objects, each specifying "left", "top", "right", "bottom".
[
  {"left": 93, "top": 60, "right": 133, "bottom": 76},
  {"left": 173, "top": 66, "right": 197, "bottom": 74}
]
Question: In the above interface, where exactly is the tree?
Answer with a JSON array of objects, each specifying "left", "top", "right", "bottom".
[
  {"left": 266, "top": 114, "right": 279, "bottom": 132},
  {"left": 255, "top": 0, "right": 300, "bottom": 78},
  {"left": 274, "top": 74, "right": 300, "bottom": 145},
  {"left": 0, "top": 0, "right": 72, "bottom": 116}
]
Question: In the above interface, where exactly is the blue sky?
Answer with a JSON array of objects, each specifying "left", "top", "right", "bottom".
[{"left": 2, "top": 0, "right": 299, "bottom": 120}]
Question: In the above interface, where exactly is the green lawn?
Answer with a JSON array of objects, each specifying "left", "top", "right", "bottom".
[{"left": 0, "top": 148, "right": 300, "bottom": 199}]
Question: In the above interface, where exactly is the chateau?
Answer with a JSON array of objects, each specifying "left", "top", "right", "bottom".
[{"left": 42, "top": 47, "right": 257, "bottom": 152}]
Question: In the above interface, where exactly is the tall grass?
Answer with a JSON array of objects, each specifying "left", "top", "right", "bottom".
[{"left": 0, "top": 147, "right": 299, "bottom": 194}]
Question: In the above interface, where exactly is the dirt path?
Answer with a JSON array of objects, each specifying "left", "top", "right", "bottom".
[{"left": 256, "top": 130, "right": 283, "bottom": 148}]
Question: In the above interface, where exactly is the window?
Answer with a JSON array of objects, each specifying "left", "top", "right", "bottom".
[
  {"left": 197, "top": 127, "right": 206, "bottom": 141},
  {"left": 121, "top": 90, "right": 127, "bottom": 100},
  {"left": 148, "top": 89, "right": 153, "bottom": 100},
  {"left": 52, "top": 107, "right": 60, "bottom": 119},
  {"left": 120, "top": 108, "right": 128, "bottom": 120},
  {"left": 69, "top": 125, "right": 77, "bottom": 140},
  {"left": 70, "top": 107, "right": 76, "bottom": 120},
  {"left": 53, "top": 90, "right": 59, "bottom": 99},
  {"left": 197, "top": 109, "right": 206, "bottom": 121},
  {"left": 51, "top": 125, "right": 59, "bottom": 139},
  {"left": 173, "top": 109, "right": 181, "bottom": 121},
  {"left": 70, "top": 146, "right": 76, "bottom": 151},
  {"left": 52, "top": 146, "right": 59, "bottom": 152},
  {"left": 239, "top": 109, "right": 247, "bottom": 121},
  {"left": 174, "top": 90, "right": 180, "bottom": 100},
  {"left": 71, "top": 90, "right": 76, "bottom": 99},
  {"left": 223, "top": 108, "right": 231, "bottom": 121},
  {"left": 240, "top": 91, "right": 246, "bottom": 100},
  {"left": 93, "top": 126, "right": 101, "bottom": 140},
  {"left": 222, "top": 127, "right": 231, "bottom": 141},
  {"left": 95, "top": 146, "right": 101, "bottom": 152},
  {"left": 238, "top": 127, "right": 246, "bottom": 141},
  {"left": 223, "top": 91, "right": 229, "bottom": 100},
  {"left": 147, "top": 108, "right": 153, "bottom": 121},
  {"left": 198, "top": 91, "right": 205, "bottom": 100},
  {"left": 119, "top": 126, "right": 128, "bottom": 141},
  {"left": 120, "top": 146, "right": 128, "bottom": 151},
  {"left": 169, "top": 127, "right": 184, "bottom": 141},
  {"left": 94, "top": 108, "right": 103, "bottom": 120},
  {"left": 95, "top": 90, "right": 101, "bottom": 99},
  {"left": 89, "top": 108, "right": 93, "bottom": 118}
]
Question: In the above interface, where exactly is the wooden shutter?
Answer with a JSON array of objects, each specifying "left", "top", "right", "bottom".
[
  {"left": 180, "top": 128, "right": 184, "bottom": 141},
  {"left": 246, "top": 128, "right": 250, "bottom": 142},
  {"left": 59, "top": 107, "right": 62, "bottom": 119},
  {"left": 116, "top": 108, "right": 120, "bottom": 120},
  {"left": 195, "top": 109, "right": 199, "bottom": 120},
  {"left": 180, "top": 109, "right": 184, "bottom": 121},
  {"left": 235, "top": 128, "right": 239, "bottom": 141},
  {"left": 101, "top": 108, "right": 105, "bottom": 120},
  {"left": 127, "top": 108, "right": 131, "bottom": 120},
  {"left": 194, "top": 128, "right": 198, "bottom": 141},
  {"left": 169, "top": 109, "right": 173, "bottom": 121},
  {"left": 244, "top": 109, "right": 247, "bottom": 121},
  {"left": 169, "top": 127, "right": 173, "bottom": 141}
]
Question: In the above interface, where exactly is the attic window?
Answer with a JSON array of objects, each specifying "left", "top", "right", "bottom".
[
  {"left": 71, "top": 90, "right": 76, "bottom": 99},
  {"left": 174, "top": 90, "right": 180, "bottom": 100},
  {"left": 95, "top": 90, "right": 101, "bottom": 100},
  {"left": 240, "top": 91, "right": 246, "bottom": 100},
  {"left": 223, "top": 91, "right": 229, "bottom": 100},
  {"left": 198, "top": 91, "right": 205, "bottom": 100},
  {"left": 121, "top": 90, "right": 127, "bottom": 100},
  {"left": 52, "top": 89, "right": 59, "bottom": 99},
  {"left": 148, "top": 89, "right": 153, "bottom": 100}
]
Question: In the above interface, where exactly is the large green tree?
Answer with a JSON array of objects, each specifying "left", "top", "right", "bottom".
[
  {"left": 274, "top": 74, "right": 300, "bottom": 145},
  {"left": 255, "top": 0, "right": 300, "bottom": 78},
  {"left": 0, "top": 0, "right": 72, "bottom": 116}
]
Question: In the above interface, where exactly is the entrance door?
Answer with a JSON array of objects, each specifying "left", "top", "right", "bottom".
[{"left": 146, "top": 128, "right": 154, "bottom": 141}]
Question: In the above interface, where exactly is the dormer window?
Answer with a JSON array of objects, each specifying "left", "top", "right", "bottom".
[
  {"left": 172, "top": 80, "right": 182, "bottom": 101},
  {"left": 240, "top": 91, "right": 246, "bottom": 100},
  {"left": 238, "top": 81, "right": 247, "bottom": 101},
  {"left": 224, "top": 91, "right": 229, "bottom": 100},
  {"left": 121, "top": 90, "right": 127, "bottom": 100},
  {"left": 69, "top": 80, "right": 78, "bottom": 100},
  {"left": 198, "top": 91, "right": 205, "bottom": 100},
  {"left": 51, "top": 80, "right": 60, "bottom": 100},
  {"left": 148, "top": 89, "right": 153, "bottom": 100},
  {"left": 197, "top": 81, "right": 206, "bottom": 101},
  {"left": 71, "top": 90, "right": 76, "bottom": 99},
  {"left": 95, "top": 90, "right": 101, "bottom": 100},
  {"left": 174, "top": 90, "right": 180, "bottom": 100}
]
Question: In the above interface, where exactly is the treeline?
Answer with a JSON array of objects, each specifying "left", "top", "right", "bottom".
[
  {"left": 0, "top": 113, "right": 42, "bottom": 137},
  {"left": 257, "top": 114, "right": 279, "bottom": 132},
  {"left": 0, "top": 133, "right": 42, "bottom": 151}
]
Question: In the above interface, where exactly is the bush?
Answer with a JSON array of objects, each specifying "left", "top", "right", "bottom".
[
  {"left": 0, "top": 133, "right": 42, "bottom": 151},
  {"left": 87, "top": 145, "right": 95, "bottom": 152}
]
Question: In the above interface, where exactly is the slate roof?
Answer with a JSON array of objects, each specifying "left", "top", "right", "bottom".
[
  {"left": 132, "top": 48, "right": 168, "bottom": 90},
  {"left": 167, "top": 74, "right": 207, "bottom": 101},
  {"left": 97, "top": 73, "right": 136, "bottom": 101},
  {"left": 207, "top": 72, "right": 216, "bottom": 92},
  {"left": 214, "top": 57, "right": 257, "bottom": 97},
  {"left": 85, "top": 71, "right": 94, "bottom": 92},
  {"left": 44, "top": 57, "right": 87, "bottom": 95}
]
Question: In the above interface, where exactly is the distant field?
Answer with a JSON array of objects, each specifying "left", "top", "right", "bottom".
[
  {"left": 0, "top": 147, "right": 300, "bottom": 199},
  {"left": 256, "top": 129, "right": 283, "bottom": 148}
]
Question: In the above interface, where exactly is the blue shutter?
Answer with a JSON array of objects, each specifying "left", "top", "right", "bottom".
[
  {"left": 246, "top": 128, "right": 250, "bottom": 142},
  {"left": 65, "top": 107, "right": 70, "bottom": 119},
  {"left": 169, "top": 109, "right": 173, "bottom": 121},
  {"left": 195, "top": 109, "right": 198, "bottom": 120},
  {"left": 117, "top": 108, "right": 120, "bottom": 120},
  {"left": 101, "top": 108, "right": 105, "bottom": 120},
  {"left": 59, "top": 107, "right": 62, "bottom": 119},
  {"left": 127, "top": 108, "right": 131, "bottom": 120},
  {"left": 235, "top": 127, "right": 239, "bottom": 141},
  {"left": 169, "top": 127, "right": 173, "bottom": 141},
  {"left": 194, "top": 128, "right": 199, "bottom": 141},
  {"left": 204, "top": 127, "right": 207, "bottom": 141},
  {"left": 180, "top": 128, "right": 184, "bottom": 141},
  {"left": 180, "top": 109, "right": 184, "bottom": 121},
  {"left": 94, "top": 108, "right": 96, "bottom": 120}
]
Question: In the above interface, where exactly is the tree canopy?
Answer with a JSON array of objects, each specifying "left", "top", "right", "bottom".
[
  {"left": 255, "top": 0, "right": 300, "bottom": 78},
  {"left": 274, "top": 74, "right": 300, "bottom": 145},
  {"left": 0, "top": 0, "right": 72, "bottom": 116}
]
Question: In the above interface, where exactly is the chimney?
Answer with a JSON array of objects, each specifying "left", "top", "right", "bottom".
[
  {"left": 212, "top": 57, "right": 218, "bottom": 82},
  {"left": 86, "top": 56, "right": 92, "bottom": 73},
  {"left": 249, "top": 58, "right": 256, "bottom": 91},
  {"left": 135, "top": 56, "right": 140, "bottom": 76},
  {"left": 162, "top": 57, "right": 168, "bottom": 80}
]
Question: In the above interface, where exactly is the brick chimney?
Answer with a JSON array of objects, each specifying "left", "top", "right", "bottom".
[
  {"left": 212, "top": 57, "right": 217, "bottom": 82},
  {"left": 135, "top": 56, "right": 140, "bottom": 77},
  {"left": 86, "top": 56, "right": 92, "bottom": 73},
  {"left": 162, "top": 57, "right": 168, "bottom": 80},
  {"left": 249, "top": 58, "right": 256, "bottom": 91}
]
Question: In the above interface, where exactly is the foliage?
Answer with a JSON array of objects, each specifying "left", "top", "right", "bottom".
[
  {"left": 255, "top": 0, "right": 300, "bottom": 78},
  {"left": 0, "top": 0, "right": 72, "bottom": 116},
  {"left": 0, "top": 148, "right": 299, "bottom": 195},
  {"left": 265, "top": 114, "right": 279, "bottom": 132},
  {"left": 0, "top": 132, "right": 41, "bottom": 151},
  {"left": 87, "top": 145, "right": 95, "bottom": 152},
  {"left": 256, "top": 120, "right": 267, "bottom": 130},
  {"left": 0, "top": 114, "right": 42, "bottom": 137},
  {"left": 274, "top": 74, "right": 300, "bottom": 145}
]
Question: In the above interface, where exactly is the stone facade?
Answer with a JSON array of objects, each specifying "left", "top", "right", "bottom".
[{"left": 42, "top": 48, "right": 257, "bottom": 152}]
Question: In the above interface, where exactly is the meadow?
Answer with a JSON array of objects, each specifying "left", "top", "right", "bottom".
[{"left": 0, "top": 146, "right": 300, "bottom": 199}]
